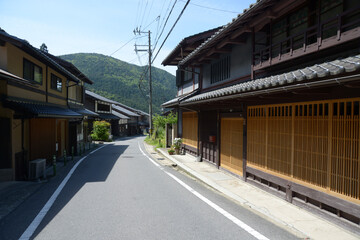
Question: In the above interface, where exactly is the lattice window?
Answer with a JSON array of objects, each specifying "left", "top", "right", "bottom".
[
  {"left": 182, "top": 112, "right": 198, "bottom": 148},
  {"left": 248, "top": 107, "right": 266, "bottom": 167},
  {"left": 220, "top": 118, "right": 243, "bottom": 176},
  {"left": 248, "top": 98, "right": 360, "bottom": 202},
  {"left": 267, "top": 105, "right": 292, "bottom": 176},
  {"left": 210, "top": 56, "right": 231, "bottom": 84},
  {"left": 293, "top": 103, "right": 329, "bottom": 189},
  {"left": 331, "top": 100, "right": 359, "bottom": 200}
]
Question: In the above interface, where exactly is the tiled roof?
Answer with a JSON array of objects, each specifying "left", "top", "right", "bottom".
[
  {"left": 71, "top": 107, "right": 98, "bottom": 117},
  {"left": 112, "top": 104, "right": 140, "bottom": 117},
  {"left": 179, "top": 0, "right": 267, "bottom": 66},
  {"left": 182, "top": 54, "right": 360, "bottom": 104},
  {"left": 115, "top": 102, "right": 149, "bottom": 116},
  {"left": 112, "top": 110, "right": 130, "bottom": 119},
  {"left": 97, "top": 113, "right": 120, "bottom": 120},
  {"left": 4, "top": 97, "right": 82, "bottom": 118},
  {"left": 45, "top": 52, "right": 93, "bottom": 84},
  {"left": 0, "top": 30, "right": 82, "bottom": 83},
  {"left": 85, "top": 90, "right": 146, "bottom": 116},
  {"left": 162, "top": 26, "right": 223, "bottom": 66},
  {"left": 161, "top": 96, "right": 180, "bottom": 108},
  {"left": 161, "top": 89, "right": 202, "bottom": 108},
  {"left": 85, "top": 90, "right": 118, "bottom": 104}
]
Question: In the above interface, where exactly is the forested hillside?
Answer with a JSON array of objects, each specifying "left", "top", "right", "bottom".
[{"left": 60, "top": 53, "right": 177, "bottom": 113}]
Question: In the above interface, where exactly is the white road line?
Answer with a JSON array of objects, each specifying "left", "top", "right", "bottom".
[
  {"left": 138, "top": 141, "right": 270, "bottom": 240},
  {"left": 138, "top": 141, "right": 163, "bottom": 169},
  {"left": 19, "top": 145, "right": 107, "bottom": 240}
]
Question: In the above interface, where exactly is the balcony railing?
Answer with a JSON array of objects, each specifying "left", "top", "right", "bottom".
[{"left": 253, "top": 6, "right": 360, "bottom": 70}]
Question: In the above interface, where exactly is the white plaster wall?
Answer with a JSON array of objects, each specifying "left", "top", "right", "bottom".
[{"left": 202, "top": 35, "right": 253, "bottom": 89}]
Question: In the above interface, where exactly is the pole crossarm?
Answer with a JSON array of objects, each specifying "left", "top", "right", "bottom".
[{"left": 133, "top": 29, "right": 153, "bottom": 133}]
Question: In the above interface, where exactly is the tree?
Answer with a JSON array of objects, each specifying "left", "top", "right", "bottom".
[
  {"left": 40, "top": 43, "right": 48, "bottom": 53},
  {"left": 91, "top": 121, "right": 111, "bottom": 141}
]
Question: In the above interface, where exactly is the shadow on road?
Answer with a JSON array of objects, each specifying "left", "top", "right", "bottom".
[{"left": 31, "top": 143, "right": 128, "bottom": 239}]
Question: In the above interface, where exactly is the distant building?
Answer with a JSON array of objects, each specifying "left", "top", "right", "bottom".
[{"left": 84, "top": 90, "right": 148, "bottom": 138}]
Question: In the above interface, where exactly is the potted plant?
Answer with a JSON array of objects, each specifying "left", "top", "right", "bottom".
[
  {"left": 168, "top": 149, "right": 175, "bottom": 155},
  {"left": 173, "top": 138, "right": 182, "bottom": 154}
]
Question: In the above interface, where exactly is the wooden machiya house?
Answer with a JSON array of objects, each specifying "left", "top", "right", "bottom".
[
  {"left": 84, "top": 90, "right": 146, "bottom": 138},
  {"left": 162, "top": 0, "right": 360, "bottom": 227},
  {"left": 0, "top": 29, "right": 94, "bottom": 181}
]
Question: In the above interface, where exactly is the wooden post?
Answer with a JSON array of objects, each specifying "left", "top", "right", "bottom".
[
  {"left": 327, "top": 103, "right": 333, "bottom": 191},
  {"left": 286, "top": 185, "right": 293, "bottom": 203},
  {"left": 197, "top": 110, "right": 200, "bottom": 157},
  {"left": 291, "top": 104, "right": 295, "bottom": 177},
  {"left": 216, "top": 110, "right": 220, "bottom": 167},
  {"left": 243, "top": 104, "right": 247, "bottom": 181}
]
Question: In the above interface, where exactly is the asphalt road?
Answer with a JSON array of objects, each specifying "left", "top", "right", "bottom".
[{"left": 1, "top": 136, "right": 299, "bottom": 240}]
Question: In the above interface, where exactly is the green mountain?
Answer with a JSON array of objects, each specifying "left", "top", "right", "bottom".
[{"left": 60, "top": 53, "right": 176, "bottom": 114}]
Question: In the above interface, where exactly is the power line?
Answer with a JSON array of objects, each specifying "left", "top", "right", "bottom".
[
  {"left": 140, "top": 0, "right": 149, "bottom": 29},
  {"left": 109, "top": 36, "right": 138, "bottom": 57},
  {"left": 179, "top": 0, "right": 240, "bottom": 14},
  {"left": 134, "top": 0, "right": 141, "bottom": 30},
  {"left": 155, "top": 0, "right": 174, "bottom": 45},
  {"left": 152, "top": 0, "right": 191, "bottom": 64},
  {"left": 152, "top": 0, "right": 177, "bottom": 53},
  {"left": 143, "top": 0, "right": 155, "bottom": 30}
]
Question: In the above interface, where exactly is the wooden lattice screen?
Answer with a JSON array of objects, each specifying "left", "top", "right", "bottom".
[
  {"left": 182, "top": 112, "right": 198, "bottom": 148},
  {"left": 220, "top": 118, "right": 243, "bottom": 176},
  {"left": 247, "top": 98, "right": 360, "bottom": 202}
]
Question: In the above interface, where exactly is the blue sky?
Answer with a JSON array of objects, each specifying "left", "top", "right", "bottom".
[{"left": 0, "top": 0, "right": 255, "bottom": 75}]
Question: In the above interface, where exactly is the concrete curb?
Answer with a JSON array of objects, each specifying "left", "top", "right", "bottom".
[{"left": 155, "top": 148, "right": 309, "bottom": 239}]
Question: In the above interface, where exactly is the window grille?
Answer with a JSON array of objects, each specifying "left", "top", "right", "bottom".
[
  {"left": 248, "top": 98, "right": 360, "bottom": 202},
  {"left": 210, "top": 56, "right": 230, "bottom": 84}
]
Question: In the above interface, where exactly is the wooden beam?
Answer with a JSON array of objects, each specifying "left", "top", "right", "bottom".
[
  {"left": 218, "top": 37, "right": 246, "bottom": 48},
  {"left": 199, "top": 54, "right": 219, "bottom": 62},
  {"left": 230, "top": 25, "right": 251, "bottom": 40},
  {"left": 185, "top": 46, "right": 196, "bottom": 51},
  {"left": 206, "top": 48, "right": 231, "bottom": 57}
]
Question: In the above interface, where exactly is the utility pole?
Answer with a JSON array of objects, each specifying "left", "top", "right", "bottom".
[
  {"left": 147, "top": 30, "right": 153, "bottom": 135},
  {"left": 134, "top": 29, "right": 153, "bottom": 134}
]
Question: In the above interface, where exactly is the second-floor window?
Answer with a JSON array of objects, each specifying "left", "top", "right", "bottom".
[
  {"left": 97, "top": 102, "right": 110, "bottom": 112},
  {"left": 51, "top": 74, "right": 62, "bottom": 92},
  {"left": 23, "top": 58, "right": 42, "bottom": 84},
  {"left": 184, "top": 67, "right": 193, "bottom": 82},
  {"left": 211, "top": 56, "right": 230, "bottom": 84}
]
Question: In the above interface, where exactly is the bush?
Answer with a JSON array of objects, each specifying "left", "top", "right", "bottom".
[
  {"left": 91, "top": 121, "right": 111, "bottom": 141},
  {"left": 146, "top": 112, "right": 178, "bottom": 149}
]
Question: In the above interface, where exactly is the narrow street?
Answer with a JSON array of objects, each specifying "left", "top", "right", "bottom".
[{"left": 2, "top": 136, "right": 298, "bottom": 240}]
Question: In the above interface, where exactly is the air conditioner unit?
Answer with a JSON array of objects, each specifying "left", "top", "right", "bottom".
[{"left": 28, "top": 158, "right": 46, "bottom": 180}]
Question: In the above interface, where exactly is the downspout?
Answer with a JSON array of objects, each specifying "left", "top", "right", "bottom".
[
  {"left": 197, "top": 109, "right": 201, "bottom": 161},
  {"left": 45, "top": 66, "right": 48, "bottom": 102},
  {"left": 251, "top": 27, "right": 255, "bottom": 80},
  {"left": 216, "top": 110, "right": 220, "bottom": 168},
  {"left": 21, "top": 118, "right": 26, "bottom": 179},
  {"left": 66, "top": 79, "right": 69, "bottom": 107}
]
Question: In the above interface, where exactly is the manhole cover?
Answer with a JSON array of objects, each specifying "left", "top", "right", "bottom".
[{"left": 122, "top": 156, "right": 134, "bottom": 158}]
